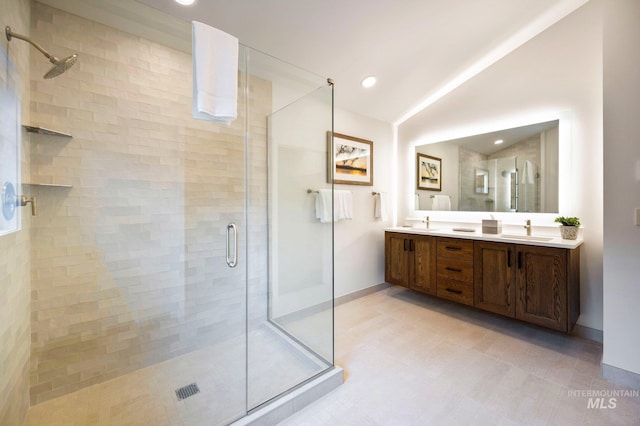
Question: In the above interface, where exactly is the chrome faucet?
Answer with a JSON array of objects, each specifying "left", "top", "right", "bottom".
[{"left": 524, "top": 219, "right": 532, "bottom": 236}]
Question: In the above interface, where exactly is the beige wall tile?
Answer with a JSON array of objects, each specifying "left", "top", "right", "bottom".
[{"left": 28, "top": 2, "right": 270, "bottom": 405}]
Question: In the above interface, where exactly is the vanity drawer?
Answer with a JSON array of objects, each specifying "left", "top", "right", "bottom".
[
  {"left": 437, "top": 279, "right": 473, "bottom": 306},
  {"left": 437, "top": 238, "right": 474, "bottom": 261},
  {"left": 437, "top": 258, "right": 473, "bottom": 283}
]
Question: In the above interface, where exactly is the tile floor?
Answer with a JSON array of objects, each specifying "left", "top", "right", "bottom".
[
  {"left": 280, "top": 286, "right": 640, "bottom": 426},
  {"left": 24, "top": 323, "right": 325, "bottom": 425},
  {"left": 23, "top": 285, "right": 640, "bottom": 425}
]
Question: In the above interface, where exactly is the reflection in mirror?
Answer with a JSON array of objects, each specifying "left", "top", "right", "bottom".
[
  {"left": 415, "top": 119, "right": 559, "bottom": 213},
  {"left": 474, "top": 168, "right": 489, "bottom": 194}
]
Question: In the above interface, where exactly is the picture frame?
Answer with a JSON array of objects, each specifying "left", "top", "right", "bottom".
[
  {"left": 327, "top": 131, "right": 373, "bottom": 186},
  {"left": 416, "top": 153, "right": 441, "bottom": 191}
]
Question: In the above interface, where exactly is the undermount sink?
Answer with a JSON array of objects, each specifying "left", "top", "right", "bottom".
[{"left": 501, "top": 234, "right": 554, "bottom": 242}]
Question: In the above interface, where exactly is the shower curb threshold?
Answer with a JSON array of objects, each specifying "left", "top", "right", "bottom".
[{"left": 232, "top": 366, "right": 344, "bottom": 425}]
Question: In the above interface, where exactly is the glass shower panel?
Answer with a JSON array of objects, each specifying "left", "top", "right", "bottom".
[{"left": 246, "top": 49, "right": 334, "bottom": 410}]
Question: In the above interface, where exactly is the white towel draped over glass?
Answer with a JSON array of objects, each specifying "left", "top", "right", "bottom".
[
  {"left": 315, "top": 189, "right": 353, "bottom": 223},
  {"left": 191, "top": 21, "right": 238, "bottom": 123}
]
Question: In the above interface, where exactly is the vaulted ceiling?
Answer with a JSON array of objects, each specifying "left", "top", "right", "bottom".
[{"left": 48, "top": 0, "right": 590, "bottom": 124}]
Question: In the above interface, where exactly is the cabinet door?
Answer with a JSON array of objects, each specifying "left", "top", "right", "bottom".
[
  {"left": 474, "top": 241, "right": 516, "bottom": 318},
  {"left": 385, "top": 232, "right": 410, "bottom": 287},
  {"left": 516, "top": 245, "right": 567, "bottom": 331},
  {"left": 411, "top": 235, "right": 436, "bottom": 295}
]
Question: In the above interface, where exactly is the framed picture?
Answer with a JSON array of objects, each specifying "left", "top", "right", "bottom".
[
  {"left": 327, "top": 132, "right": 373, "bottom": 186},
  {"left": 416, "top": 153, "right": 441, "bottom": 191}
]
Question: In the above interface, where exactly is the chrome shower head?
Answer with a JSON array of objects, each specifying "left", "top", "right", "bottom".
[{"left": 5, "top": 26, "right": 78, "bottom": 78}]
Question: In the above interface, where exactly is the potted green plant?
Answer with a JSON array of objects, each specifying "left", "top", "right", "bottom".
[{"left": 554, "top": 216, "right": 581, "bottom": 240}]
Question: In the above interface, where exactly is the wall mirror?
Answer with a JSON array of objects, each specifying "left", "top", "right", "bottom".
[{"left": 414, "top": 119, "right": 559, "bottom": 213}]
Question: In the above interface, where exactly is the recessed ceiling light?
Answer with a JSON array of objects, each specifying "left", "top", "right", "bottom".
[
  {"left": 175, "top": 0, "right": 196, "bottom": 5},
  {"left": 494, "top": 139, "right": 504, "bottom": 145},
  {"left": 361, "top": 76, "right": 377, "bottom": 89}
]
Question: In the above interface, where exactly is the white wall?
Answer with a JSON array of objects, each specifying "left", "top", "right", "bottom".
[
  {"left": 602, "top": 0, "right": 640, "bottom": 377},
  {"left": 397, "top": 1, "right": 603, "bottom": 330},
  {"left": 334, "top": 107, "right": 394, "bottom": 298},
  {"left": 270, "top": 105, "right": 393, "bottom": 313}
]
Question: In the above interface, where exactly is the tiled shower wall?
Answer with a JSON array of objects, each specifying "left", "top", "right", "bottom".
[
  {"left": 28, "top": 3, "right": 270, "bottom": 404},
  {"left": 0, "top": 0, "right": 32, "bottom": 424}
]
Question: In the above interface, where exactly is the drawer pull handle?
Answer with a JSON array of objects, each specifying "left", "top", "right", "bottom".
[
  {"left": 445, "top": 246, "right": 462, "bottom": 251},
  {"left": 445, "top": 288, "right": 463, "bottom": 294},
  {"left": 445, "top": 267, "right": 462, "bottom": 272}
]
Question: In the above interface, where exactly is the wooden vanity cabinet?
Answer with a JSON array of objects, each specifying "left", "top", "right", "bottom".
[
  {"left": 474, "top": 241, "right": 516, "bottom": 318},
  {"left": 385, "top": 231, "right": 581, "bottom": 333},
  {"left": 436, "top": 238, "right": 474, "bottom": 306},
  {"left": 474, "top": 241, "right": 579, "bottom": 332},
  {"left": 516, "top": 245, "right": 580, "bottom": 332},
  {"left": 385, "top": 233, "right": 410, "bottom": 287},
  {"left": 385, "top": 232, "right": 436, "bottom": 295}
]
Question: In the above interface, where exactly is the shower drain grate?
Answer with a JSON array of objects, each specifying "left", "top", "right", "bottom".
[{"left": 175, "top": 382, "right": 200, "bottom": 401}]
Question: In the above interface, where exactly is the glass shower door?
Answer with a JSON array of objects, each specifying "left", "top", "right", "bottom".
[
  {"left": 177, "top": 49, "right": 250, "bottom": 425},
  {"left": 246, "top": 51, "right": 334, "bottom": 410}
]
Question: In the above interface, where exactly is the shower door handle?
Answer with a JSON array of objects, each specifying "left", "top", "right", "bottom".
[{"left": 226, "top": 223, "right": 238, "bottom": 268}]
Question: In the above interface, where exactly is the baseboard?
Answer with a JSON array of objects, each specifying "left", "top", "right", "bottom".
[
  {"left": 335, "top": 282, "right": 391, "bottom": 306},
  {"left": 572, "top": 324, "right": 603, "bottom": 343},
  {"left": 601, "top": 363, "right": 640, "bottom": 390},
  {"left": 273, "top": 300, "right": 332, "bottom": 325},
  {"left": 273, "top": 283, "right": 391, "bottom": 325}
]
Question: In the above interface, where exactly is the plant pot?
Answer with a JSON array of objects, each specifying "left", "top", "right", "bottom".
[{"left": 559, "top": 225, "right": 579, "bottom": 240}]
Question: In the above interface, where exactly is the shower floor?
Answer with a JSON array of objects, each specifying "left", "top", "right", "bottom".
[{"left": 24, "top": 321, "right": 329, "bottom": 426}]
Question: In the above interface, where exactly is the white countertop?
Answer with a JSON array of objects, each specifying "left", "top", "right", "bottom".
[{"left": 386, "top": 226, "right": 583, "bottom": 249}]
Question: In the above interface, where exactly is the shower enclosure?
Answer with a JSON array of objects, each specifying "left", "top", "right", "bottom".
[
  {"left": 460, "top": 156, "right": 539, "bottom": 212},
  {"left": 16, "top": 2, "right": 337, "bottom": 424}
]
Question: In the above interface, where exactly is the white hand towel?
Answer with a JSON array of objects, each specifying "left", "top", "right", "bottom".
[
  {"left": 192, "top": 21, "right": 238, "bottom": 123},
  {"left": 314, "top": 190, "right": 353, "bottom": 223},
  {"left": 315, "top": 189, "right": 332, "bottom": 223},
  {"left": 432, "top": 195, "right": 451, "bottom": 211},
  {"left": 333, "top": 190, "right": 353, "bottom": 222},
  {"left": 374, "top": 193, "right": 388, "bottom": 221}
]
